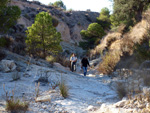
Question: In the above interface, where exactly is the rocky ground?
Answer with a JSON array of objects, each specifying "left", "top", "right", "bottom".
[
  {"left": 1, "top": 50, "right": 150, "bottom": 113},
  {"left": 0, "top": 49, "right": 118, "bottom": 113}
]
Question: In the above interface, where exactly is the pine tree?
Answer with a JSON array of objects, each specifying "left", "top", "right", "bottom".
[
  {"left": 0, "top": 0, "right": 21, "bottom": 33},
  {"left": 26, "top": 12, "right": 62, "bottom": 58}
]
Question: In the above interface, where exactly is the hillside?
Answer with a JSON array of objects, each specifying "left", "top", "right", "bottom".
[{"left": 8, "top": 0, "right": 99, "bottom": 56}]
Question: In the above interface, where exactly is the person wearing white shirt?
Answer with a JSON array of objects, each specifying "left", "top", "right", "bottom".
[{"left": 70, "top": 53, "right": 77, "bottom": 72}]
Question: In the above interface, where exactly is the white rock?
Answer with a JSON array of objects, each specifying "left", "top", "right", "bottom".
[
  {"left": 35, "top": 95, "right": 51, "bottom": 102},
  {"left": 1, "top": 60, "right": 17, "bottom": 72}
]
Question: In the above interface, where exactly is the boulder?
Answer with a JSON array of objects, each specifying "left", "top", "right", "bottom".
[{"left": 1, "top": 60, "right": 17, "bottom": 72}]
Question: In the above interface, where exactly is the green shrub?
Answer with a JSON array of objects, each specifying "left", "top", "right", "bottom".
[
  {"left": 80, "top": 23, "right": 105, "bottom": 50},
  {"left": 59, "top": 80, "right": 68, "bottom": 98}
]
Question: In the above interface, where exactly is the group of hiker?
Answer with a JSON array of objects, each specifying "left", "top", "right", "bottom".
[{"left": 70, "top": 53, "right": 90, "bottom": 76}]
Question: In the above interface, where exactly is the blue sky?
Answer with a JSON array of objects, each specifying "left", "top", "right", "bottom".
[{"left": 30, "top": 0, "right": 113, "bottom": 13}]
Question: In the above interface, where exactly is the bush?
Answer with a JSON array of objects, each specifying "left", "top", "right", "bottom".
[
  {"left": 59, "top": 80, "right": 68, "bottom": 98},
  {"left": 80, "top": 23, "right": 105, "bottom": 50},
  {"left": 98, "top": 52, "right": 120, "bottom": 74},
  {"left": 6, "top": 99, "right": 29, "bottom": 113},
  {"left": 116, "top": 82, "right": 127, "bottom": 99}
]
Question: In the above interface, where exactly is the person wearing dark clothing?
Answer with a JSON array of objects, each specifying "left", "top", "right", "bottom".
[{"left": 81, "top": 57, "right": 90, "bottom": 76}]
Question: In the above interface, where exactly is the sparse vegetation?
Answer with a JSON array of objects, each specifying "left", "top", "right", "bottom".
[
  {"left": 3, "top": 84, "right": 29, "bottom": 113},
  {"left": 59, "top": 80, "right": 68, "bottom": 98},
  {"left": 6, "top": 99, "right": 29, "bottom": 113},
  {"left": 35, "top": 82, "right": 40, "bottom": 98}
]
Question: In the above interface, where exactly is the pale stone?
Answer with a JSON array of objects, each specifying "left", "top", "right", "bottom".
[
  {"left": 1, "top": 60, "right": 17, "bottom": 72},
  {"left": 35, "top": 95, "right": 51, "bottom": 102}
]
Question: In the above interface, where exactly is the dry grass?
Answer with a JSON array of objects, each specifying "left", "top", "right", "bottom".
[
  {"left": 120, "top": 37, "right": 134, "bottom": 56},
  {"left": 98, "top": 52, "right": 120, "bottom": 74},
  {"left": 6, "top": 99, "right": 29, "bottom": 113},
  {"left": 35, "top": 82, "right": 40, "bottom": 98},
  {"left": 116, "top": 82, "right": 127, "bottom": 99},
  {"left": 3, "top": 84, "right": 29, "bottom": 113},
  {"left": 59, "top": 80, "right": 69, "bottom": 98},
  {"left": 89, "top": 32, "right": 122, "bottom": 59}
]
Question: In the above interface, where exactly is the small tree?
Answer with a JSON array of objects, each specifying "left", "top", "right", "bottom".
[
  {"left": 0, "top": 0, "right": 21, "bottom": 33},
  {"left": 26, "top": 12, "right": 62, "bottom": 58}
]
